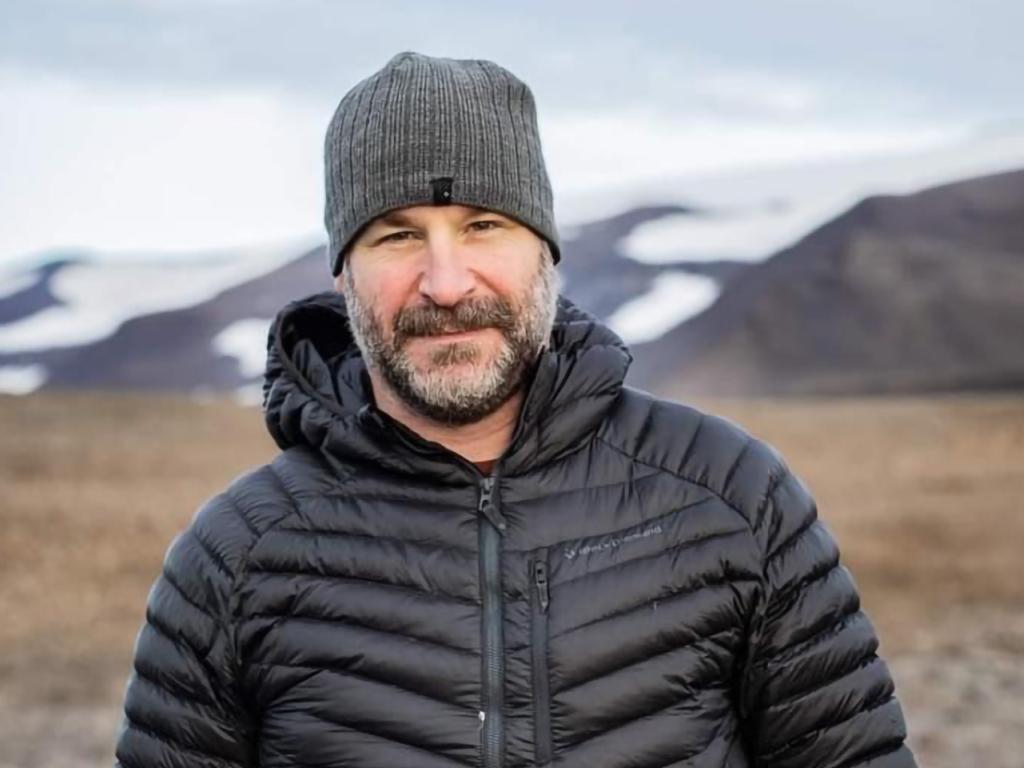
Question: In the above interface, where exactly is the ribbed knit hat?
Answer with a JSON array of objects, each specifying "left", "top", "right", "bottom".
[{"left": 324, "top": 51, "right": 560, "bottom": 277}]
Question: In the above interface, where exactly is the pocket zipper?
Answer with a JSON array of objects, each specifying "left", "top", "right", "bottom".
[{"left": 531, "top": 550, "right": 553, "bottom": 766}]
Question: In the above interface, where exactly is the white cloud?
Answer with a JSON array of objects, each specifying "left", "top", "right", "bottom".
[
  {"left": 541, "top": 108, "right": 966, "bottom": 196},
  {"left": 0, "top": 69, "right": 325, "bottom": 262},
  {"left": 692, "top": 70, "right": 821, "bottom": 116},
  {"left": 0, "top": 60, "right": 1009, "bottom": 269},
  {"left": 559, "top": 124, "right": 1024, "bottom": 247}
]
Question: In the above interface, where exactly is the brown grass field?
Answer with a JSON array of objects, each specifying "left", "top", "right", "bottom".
[{"left": 1, "top": 389, "right": 1022, "bottom": 767}]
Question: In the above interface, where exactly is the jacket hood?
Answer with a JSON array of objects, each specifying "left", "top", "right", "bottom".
[{"left": 261, "top": 289, "right": 632, "bottom": 481}]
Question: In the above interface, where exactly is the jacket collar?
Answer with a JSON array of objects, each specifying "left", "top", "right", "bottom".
[{"left": 261, "top": 289, "right": 632, "bottom": 482}]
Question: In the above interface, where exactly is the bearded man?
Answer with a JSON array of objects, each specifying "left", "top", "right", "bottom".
[{"left": 113, "top": 51, "right": 917, "bottom": 768}]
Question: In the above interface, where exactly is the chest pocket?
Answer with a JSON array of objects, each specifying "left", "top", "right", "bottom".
[
  {"left": 530, "top": 547, "right": 553, "bottom": 765},
  {"left": 533, "top": 498, "right": 756, "bottom": 765}
]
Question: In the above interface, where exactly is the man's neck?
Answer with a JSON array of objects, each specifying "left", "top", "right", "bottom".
[{"left": 366, "top": 368, "right": 522, "bottom": 464}]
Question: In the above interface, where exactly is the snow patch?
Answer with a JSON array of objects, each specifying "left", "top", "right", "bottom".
[
  {"left": 0, "top": 364, "right": 47, "bottom": 394},
  {"left": 620, "top": 200, "right": 842, "bottom": 264},
  {"left": 0, "top": 268, "right": 38, "bottom": 300},
  {"left": 212, "top": 318, "right": 273, "bottom": 379},
  {"left": 558, "top": 128, "right": 1024, "bottom": 261},
  {"left": 606, "top": 273, "right": 720, "bottom": 345},
  {"left": 0, "top": 239, "right": 312, "bottom": 353}
]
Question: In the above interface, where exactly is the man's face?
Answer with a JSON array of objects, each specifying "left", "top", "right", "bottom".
[{"left": 336, "top": 204, "right": 561, "bottom": 426}]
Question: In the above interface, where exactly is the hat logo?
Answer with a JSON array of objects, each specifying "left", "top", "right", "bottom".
[{"left": 430, "top": 176, "right": 454, "bottom": 205}]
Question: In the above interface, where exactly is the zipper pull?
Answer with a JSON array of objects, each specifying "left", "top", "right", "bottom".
[
  {"left": 533, "top": 560, "right": 549, "bottom": 613},
  {"left": 478, "top": 476, "right": 494, "bottom": 510},
  {"left": 478, "top": 476, "right": 507, "bottom": 533}
]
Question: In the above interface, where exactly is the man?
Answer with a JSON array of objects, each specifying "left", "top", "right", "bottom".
[{"left": 113, "top": 51, "right": 916, "bottom": 767}]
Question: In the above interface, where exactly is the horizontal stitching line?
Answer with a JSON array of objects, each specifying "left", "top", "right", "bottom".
[
  {"left": 722, "top": 435, "right": 753, "bottom": 492},
  {"left": 554, "top": 573, "right": 750, "bottom": 642},
  {"left": 759, "top": 692, "right": 897, "bottom": 761},
  {"left": 248, "top": 660, "right": 475, "bottom": 714},
  {"left": 767, "top": 515, "right": 819, "bottom": 564},
  {"left": 559, "top": 682, "right": 727, "bottom": 754},
  {"left": 189, "top": 527, "right": 233, "bottom": 581},
  {"left": 222, "top": 488, "right": 261, "bottom": 539},
  {"left": 756, "top": 469, "right": 790, "bottom": 531},
  {"left": 556, "top": 625, "right": 738, "bottom": 696},
  {"left": 650, "top": 714, "right": 730, "bottom": 768},
  {"left": 302, "top": 707, "right": 477, "bottom": 767},
  {"left": 130, "top": 665, "right": 221, "bottom": 719},
  {"left": 767, "top": 653, "right": 881, "bottom": 711},
  {"left": 320, "top": 490, "right": 465, "bottom": 510},
  {"left": 771, "top": 562, "right": 842, "bottom": 616},
  {"left": 247, "top": 611, "right": 477, "bottom": 657},
  {"left": 123, "top": 711, "right": 245, "bottom": 767},
  {"left": 509, "top": 467, "right": 663, "bottom": 505},
  {"left": 144, "top": 611, "right": 210, "bottom": 665},
  {"left": 757, "top": 607, "right": 866, "bottom": 670},
  {"left": 160, "top": 568, "right": 218, "bottom": 623},
  {"left": 265, "top": 462, "right": 302, "bottom": 513},
  {"left": 269, "top": 525, "right": 477, "bottom": 557},
  {"left": 247, "top": 567, "right": 479, "bottom": 607}
]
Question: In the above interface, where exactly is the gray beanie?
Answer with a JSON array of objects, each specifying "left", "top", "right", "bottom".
[{"left": 323, "top": 51, "right": 561, "bottom": 277}]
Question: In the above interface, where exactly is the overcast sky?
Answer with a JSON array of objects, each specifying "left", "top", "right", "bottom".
[{"left": 2, "top": 0, "right": 1022, "bottom": 264}]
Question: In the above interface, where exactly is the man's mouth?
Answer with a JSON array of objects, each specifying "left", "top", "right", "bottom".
[{"left": 424, "top": 328, "right": 485, "bottom": 339}]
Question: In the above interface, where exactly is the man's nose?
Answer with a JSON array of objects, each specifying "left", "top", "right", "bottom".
[{"left": 417, "top": 237, "right": 476, "bottom": 307}]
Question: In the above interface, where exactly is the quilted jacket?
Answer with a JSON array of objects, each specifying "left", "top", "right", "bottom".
[{"left": 113, "top": 289, "right": 916, "bottom": 768}]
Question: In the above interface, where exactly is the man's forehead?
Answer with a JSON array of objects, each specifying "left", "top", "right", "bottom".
[{"left": 370, "top": 204, "right": 507, "bottom": 228}]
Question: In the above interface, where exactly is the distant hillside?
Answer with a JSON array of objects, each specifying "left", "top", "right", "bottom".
[
  {"left": 0, "top": 208, "right": 712, "bottom": 399},
  {"left": 637, "top": 167, "right": 1024, "bottom": 396},
  {"left": 1, "top": 165, "right": 1022, "bottom": 399}
]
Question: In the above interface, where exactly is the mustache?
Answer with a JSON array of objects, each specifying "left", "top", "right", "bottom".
[{"left": 392, "top": 297, "right": 517, "bottom": 346}]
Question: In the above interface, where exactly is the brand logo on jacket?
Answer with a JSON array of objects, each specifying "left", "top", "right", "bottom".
[{"left": 563, "top": 523, "right": 664, "bottom": 560}]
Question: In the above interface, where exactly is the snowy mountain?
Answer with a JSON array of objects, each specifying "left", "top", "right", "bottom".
[
  {"left": 0, "top": 211, "right": 707, "bottom": 400},
  {"left": 2, "top": 135, "right": 1023, "bottom": 400},
  {"left": 637, "top": 167, "right": 1024, "bottom": 396}
]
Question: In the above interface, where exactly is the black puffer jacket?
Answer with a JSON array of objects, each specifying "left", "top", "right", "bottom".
[{"left": 114, "top": 290, "right": 915, "bottom": 768}]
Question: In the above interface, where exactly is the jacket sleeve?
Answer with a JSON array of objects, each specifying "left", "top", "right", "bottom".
[
  {"left": 739, "top": 464, "right": 917, "bottom": 767},
  {"left": 113, "top": 491, "right": 259, "bottom": 768}
]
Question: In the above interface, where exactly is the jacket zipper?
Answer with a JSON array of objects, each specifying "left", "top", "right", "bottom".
[
  {"left": 531, "top": 548, "right": 553, "bottom": 766},
  {"left": 478, "top": 474, "right": 507, "bottom": 768}
]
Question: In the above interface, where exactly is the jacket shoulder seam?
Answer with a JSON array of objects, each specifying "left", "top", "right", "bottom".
[
  {"left": 594, "top": 432, "right": 752, "bottom": 532},
  {"left": 223, "top": 463, "right": 300, "bottom": 591},
  {"left": 220, "top": 463, "right": 301, "bottom": 670}
]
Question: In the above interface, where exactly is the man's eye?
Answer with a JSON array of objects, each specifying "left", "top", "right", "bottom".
[
  {"left": 380, "top": 231, "right": 415, "bottom": 243},
  {"left": 469, "top": 220, "right": 501, "bottom": 232}
]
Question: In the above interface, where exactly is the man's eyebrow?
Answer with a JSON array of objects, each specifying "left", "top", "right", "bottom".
[
  {"left": 374, "top": 211, "right": 418, "bottom": 228},
  {"left": 375, "top": 208, "right": 508, "bottom": 227}
]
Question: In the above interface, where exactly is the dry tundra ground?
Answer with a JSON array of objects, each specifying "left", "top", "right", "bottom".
[{"left": 1, "top": 389, "right": 1022, "bottom": 767}]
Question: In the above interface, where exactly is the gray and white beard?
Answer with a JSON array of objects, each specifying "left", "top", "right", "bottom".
[{"left": 342, "top": 250, "right": 561, "bottom": 426}]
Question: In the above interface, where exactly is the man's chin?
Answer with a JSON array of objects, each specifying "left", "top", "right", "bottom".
[
  {"left": 408, "top": 363, "right": 489, "bottom": 390},
  {"left": 406, "top": 377, "right": 524, "bottom": 426}
]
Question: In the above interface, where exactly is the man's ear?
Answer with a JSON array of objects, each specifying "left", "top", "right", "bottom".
[
  {"left": 337, "top": 262, "right": 354, "bottom": 290},
  {"left": 333, "top": 248, "right": 352, "bottom": 291}
]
